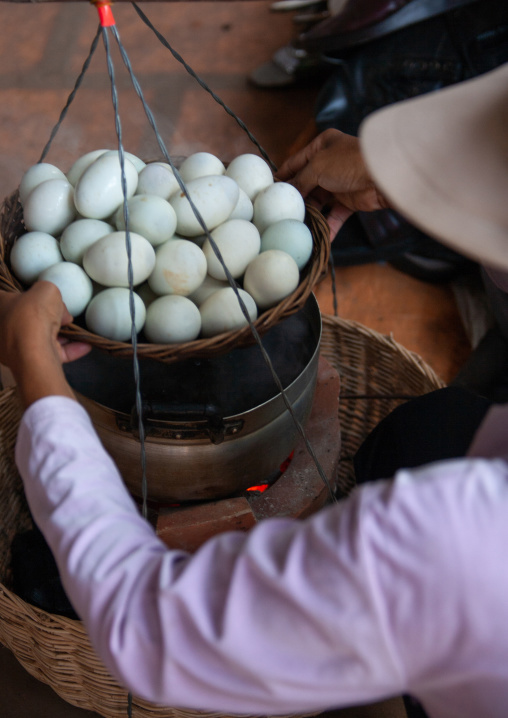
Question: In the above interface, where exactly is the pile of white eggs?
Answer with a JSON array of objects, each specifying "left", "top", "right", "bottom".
[{"left": 11, "top": 149, "right": 314, "bottom": 344}]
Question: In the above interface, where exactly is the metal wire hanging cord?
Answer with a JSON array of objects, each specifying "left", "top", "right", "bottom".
[
  {"left": 109, "top": 21, "right": 337, "bottom": 506},
  {"left": 130, "top": 2, "right": 277, "bottom": 173},
  {"left": 102, "top": 26, "right": 149, "bottom": 518},
  {"left": 38, "top": 25, "right": 102, "bottom": 164}
]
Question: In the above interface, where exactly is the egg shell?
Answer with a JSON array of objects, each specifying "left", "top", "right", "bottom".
[
  {"left": 187, "top": 275, "right": 229, "bottom": 306},
  {"left": 243, "top": 249, "right": 300, "bottom": 310},
  {"left": 260, "top": 219, "right": 313, "bottom": 270},
  {"left": 178, "top": 152, "right": 226, "bottom": 182},
  {"left": 225, "top": 154, "right": 274, "bottom": 200},
  {"left": 83, "top": 231, "right": 156, "bottom": 287},
  {"left": 85, "top": 287, "right": 146, "bottom": 341},
  {"left": 148, "top": 239, "right": 207, "bottom": 296},
  {"left": 114, "top": 194, "right": 177, "bottom": 247},
  {"left": 38, "top": 261, "right": 93, "bottom": 317},
  {"left": 10, "top": 231, "right": 63, "bottom": 285},
  {"left": 136, "top": 162, "right": 179, "bottom": 200},
  {"left": 144, "top": 295, "right": 201, "bottom": 344},
  {"left": 200, "top": 287, "right": 258, "bottom": 337},
  {"left": 169, "top": 175, "right": 239, "bottom": 237},
  {"left": 203, "top": 218, "right": 261, "bottom": 280},
  {"left": 253, "top": 182, "right": 306, "bottom": 234},
  {"left": 19, "top": 163, "right": 67, "bottom": 205},
  {"left": 23, "top": 178, "right": 76, "bottom": 235},
  {"left": 66, "top": 150, "right": 108, "bottom": 186},
  {"left": 229, "top": 187, "right": 254, "bottom": 221},
  {"left": 103, "top": 149, "right": 146, "bottom": 173},
  {"left": 74, "top": 154, "right": 138, "bottom": 219},
  {"left": 60, "top": 218, "right": 115, "bottom": 265}
]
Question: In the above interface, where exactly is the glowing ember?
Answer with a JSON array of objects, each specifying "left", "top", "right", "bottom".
[
  {"left": 246, "top": 452, "right": 295, "bottom": 493},
  {"left": 246, "top": 483, "right": 270, "bottom": 493}
]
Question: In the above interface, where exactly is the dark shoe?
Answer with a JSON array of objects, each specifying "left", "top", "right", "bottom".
[
  {"left": 298, "top": 0, "right": 478, "bottom": 53},
  {"left": 270, "top": 0, "right": 327, "bottom": 11},
  {"left": 248, "top": 45, "right": 333, "bottom": 88}
]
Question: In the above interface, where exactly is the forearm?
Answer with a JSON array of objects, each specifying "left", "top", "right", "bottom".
[{"left": 11, "top": 350, "right": 76, "bottom": 407}]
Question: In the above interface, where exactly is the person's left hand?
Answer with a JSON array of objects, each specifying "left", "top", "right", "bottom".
[{"left": 276, "top": 128, "right": 389, "bottom": 237}]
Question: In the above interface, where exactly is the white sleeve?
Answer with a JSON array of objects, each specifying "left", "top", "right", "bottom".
[{"left": 17, "top": 396, "right": 501, "bottom": 715}]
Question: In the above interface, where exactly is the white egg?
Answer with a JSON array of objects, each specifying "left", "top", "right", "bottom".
[
  {"left": 60, "top": 218, "right": 115, "bottom": 265},
  {"left": 144, "top": 295, "right": 201, "bottom": 344},
  {"left": 10, "top": 231, "right": 63, "bottom": 284},
  {"left": 178, "top": 152, "right": 226, "bottom": 182},
  {"left": 260, "top": 219, "right": 313, "bottom": 270},
  {"left": 114, "top": 194, "right": 177, "bottom": 247},
  {"left": 253, "top": 182, "right": 306, "bottom": 234},
  {"left": 85, "top": 287, "right": 146, "bottom": 341},
  {"left": 83, "top": 231, "right": 156, "bottom": 287},
  {"left": 136, "top": 162, "right": 180, "bottom": 199},
  {"left": 229, "top": 187, "right": 254, "bottom": 221},
  {"left": 103, "top": 149, "right": 146, "bottom": 173},
  {"left": 38, "top": 261, "right": 93, "bottom": 317},
  {"left": 19, "top": 163, "right": 67, "bottom": 205},
  {"left": 225, "top": 154, "right": 274, "bottom": 200},
  {"left": 200, "top": 287, "right": 258, "bottom": 337},
  {"left": 203, "top": 219, "right": 261, "bottom": 280},
  {"left": 187, "top": 275, "right": 229, "bottom": 306},
  {"left": 74, "top": 154, "right": 138, "bottom": 219},
  {"left": 243, "top": 249, "right": 300, "bottom": 310},
  {"left": 169, "top": 175, "right": 239, "bottom": 237},
  {"left": 23, "top": 178, "right": 76, "bottom": 235},
  {"left": 66, "top": 150, "right": 108, "bottom": 186},
  {"left": 148, "top": 239, "right": 207, "bottom": 296}
]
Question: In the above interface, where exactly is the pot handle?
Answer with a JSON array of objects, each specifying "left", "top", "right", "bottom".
[{"left": 128, "top": 400, "right": 242, "bottom": 445}]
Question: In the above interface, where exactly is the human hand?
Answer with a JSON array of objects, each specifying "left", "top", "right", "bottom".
[
  {"left": 0, "top": 282, "right": 91, "bottom": 406},
  {"left": 276, "top": 128, "right": 390, "bottom": 238}
]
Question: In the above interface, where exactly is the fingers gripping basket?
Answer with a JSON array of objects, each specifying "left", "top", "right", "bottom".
[
  {"left": 0, "top": 189, "right": 330, "bottom": 364},
  {"left": 0, "top": 316, "right": 445, "bottom": 718}
]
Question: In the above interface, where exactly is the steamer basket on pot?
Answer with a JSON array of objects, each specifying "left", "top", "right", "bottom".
[{"left": 0, "top": 187, "right": 330, "bottom": 365}]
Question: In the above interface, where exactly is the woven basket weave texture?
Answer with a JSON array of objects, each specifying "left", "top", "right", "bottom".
[{"left": 0, "top": 315, "right": 445, "bottom": 717}]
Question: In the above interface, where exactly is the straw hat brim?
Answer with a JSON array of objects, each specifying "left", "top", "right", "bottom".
[{"left": 359, "top": 63, "right": 508, "bottom": 272}]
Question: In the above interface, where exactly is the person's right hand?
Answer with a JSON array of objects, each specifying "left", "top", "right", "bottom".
[
  {"left": 0, "top": 282, "right": 91, "bottom": 407},
  {"left": 276, "top": 128, "right": 390, "bottom": 237}
]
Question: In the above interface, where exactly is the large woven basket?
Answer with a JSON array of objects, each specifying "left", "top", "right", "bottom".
[
  {"left": 0, "top": 315, "right": 444, "bottom": 718},
  {"left": 0, "top": 189, "right": 330, "bottom": 365}
]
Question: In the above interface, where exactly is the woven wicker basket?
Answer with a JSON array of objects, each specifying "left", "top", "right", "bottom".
[
  {"left": 0, "top": 315, "right": 444, "bottom": 718},
  {"left": 0, "top": 189, "right": 330, "bottom": 364}
]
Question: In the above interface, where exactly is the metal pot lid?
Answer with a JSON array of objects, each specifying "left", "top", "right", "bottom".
[{"left": 64, "top": 294, "right": 321, "bottom": 420}]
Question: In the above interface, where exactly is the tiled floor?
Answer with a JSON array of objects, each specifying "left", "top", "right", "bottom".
[{"left": 0, "top": 1, "right": 474, "bottom": 716}]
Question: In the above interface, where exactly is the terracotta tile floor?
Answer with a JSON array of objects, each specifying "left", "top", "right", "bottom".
[{"left": 0, "top": 1, "right": 474, "bottom": 716}]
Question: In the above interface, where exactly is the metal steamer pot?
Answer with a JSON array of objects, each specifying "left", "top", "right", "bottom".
[{"left": 64, "top": 294, "right": 322, "bottom": 503}]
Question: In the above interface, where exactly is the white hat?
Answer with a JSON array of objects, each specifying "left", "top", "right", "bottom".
[{"left": 359, "top": 63, "right": 508, "bottom": 272}]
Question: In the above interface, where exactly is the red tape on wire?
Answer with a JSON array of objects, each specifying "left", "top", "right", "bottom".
[{"left": 95, "top": 2, "right": 116, "bottom": 27}]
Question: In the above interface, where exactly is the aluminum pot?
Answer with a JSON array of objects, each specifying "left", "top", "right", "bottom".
[{"left": 64, "top": 294, "right": 322, "bottom": 503}]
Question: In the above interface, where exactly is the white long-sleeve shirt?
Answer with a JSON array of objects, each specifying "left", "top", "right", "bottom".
[{"left": 15, "top": 396, "right": 508, "bottom": 718}]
